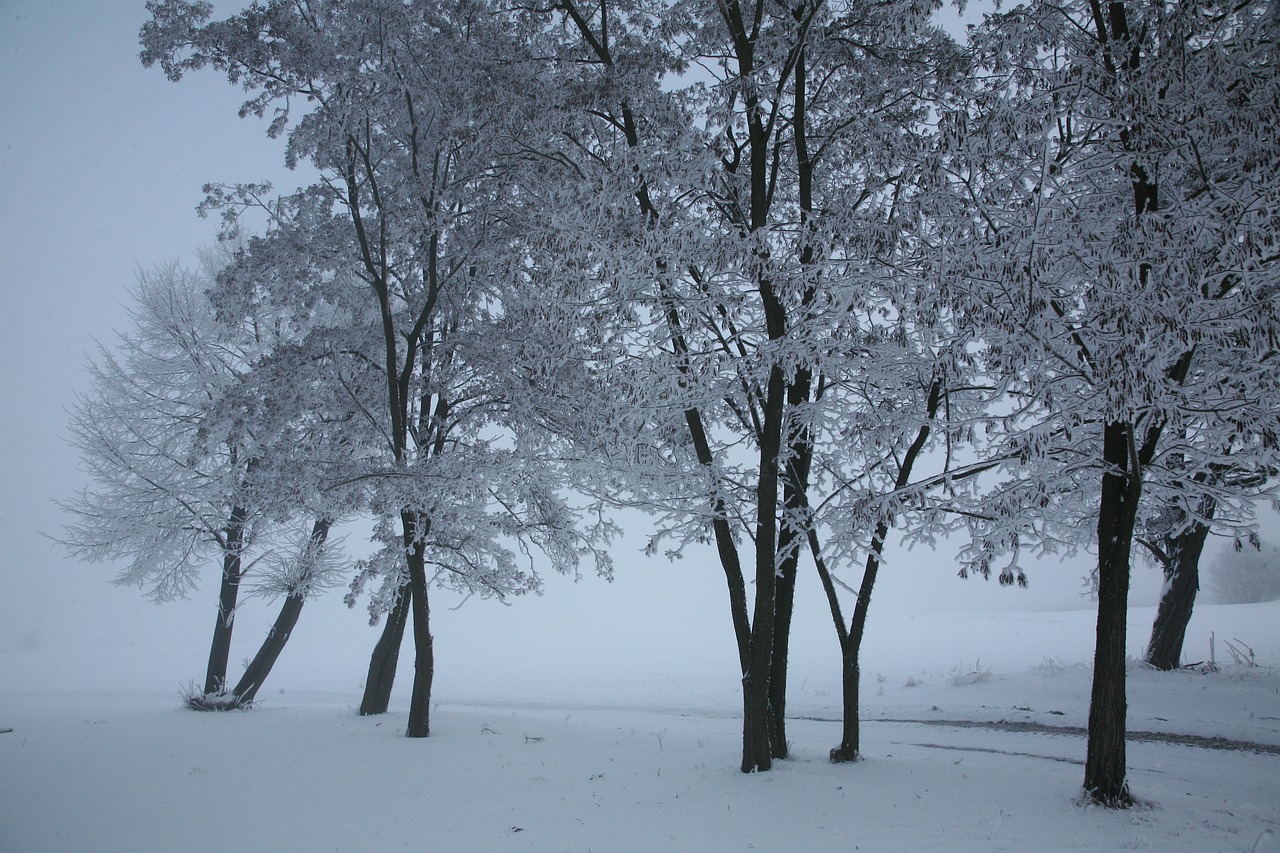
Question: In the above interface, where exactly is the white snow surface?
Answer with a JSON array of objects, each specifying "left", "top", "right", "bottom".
[{"left": 2, "top": 601, "right": 1278, "bottom": 852}]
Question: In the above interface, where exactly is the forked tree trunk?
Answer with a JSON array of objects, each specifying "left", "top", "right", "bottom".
[
  {"left": 829, "top": 521, "right": 889, "bottom": 763},
  {"left": 229, "top": 519, "right": 331, "bottom": 706},
  {"left": 1145, "top": 514, "right": 1211, "bottom": 670},
  {"left": 359, "top": 584, "right": 411, "bottom": 716},
  {"left": 823, "top": 382, "right": 939, "bottom": 762},
  {"left": 203, "top": 505, "right": 248, "bottom": 695},
  {"left": 1085, "top": 421, "right": 1140, "bottom": 807}
]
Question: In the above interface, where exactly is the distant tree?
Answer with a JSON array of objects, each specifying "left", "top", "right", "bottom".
[{"left": 1208, "top": 538, "right": 1280, "bottom": 605}]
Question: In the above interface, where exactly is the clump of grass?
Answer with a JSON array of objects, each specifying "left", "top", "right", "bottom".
[
  {"left": 1035, "top": 657, "right": 1088, "bottom": 676},
  {"left": 949, "top": 660, "right": 995, "bottom": 686},
  {"left": 179, "top": 682, "right": 248, "bottom": 711}
]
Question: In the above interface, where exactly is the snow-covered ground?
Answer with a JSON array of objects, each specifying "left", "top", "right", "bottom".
[{"left": 3, "top": 600, "right": 1277, "bottom": 852}]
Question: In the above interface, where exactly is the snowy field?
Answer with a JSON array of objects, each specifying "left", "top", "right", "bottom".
[{"left": 3, "top": 598, "right": 1278, "bottom": 852}]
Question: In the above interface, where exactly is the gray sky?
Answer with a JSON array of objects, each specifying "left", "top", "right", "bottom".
[{"left": 2, "top": 1, "right": 1233, "bottom": 701}]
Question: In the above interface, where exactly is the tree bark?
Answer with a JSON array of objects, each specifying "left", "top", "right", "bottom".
[
  {"left": 203, "top": 505, "right": 248, "bottom": 695},
  {"left": 1145, "top": 512, "right": 1212, "bottom": 670},
  {"left": 404, "top": 510, "right": 434, "bottom": 738},
  {"left": 1084, "top": 421, "right": 1139, "bottom": 807},
  {"left": 833, "top": 644, "right": 863, "bottom": 763},
  {"left": 359, "top": 583, "right": 411, "bottom": 716}
]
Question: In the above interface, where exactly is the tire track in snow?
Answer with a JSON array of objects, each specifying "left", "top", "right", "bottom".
[{"left": 858, "top": 717, "right": 1280, "bottom": 755}]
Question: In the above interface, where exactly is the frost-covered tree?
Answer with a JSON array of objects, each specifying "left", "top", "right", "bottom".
[
  {"left": 522, "top": 0, "right": 963, "bottom": 771},
  {"left": 62, "top": 256, "right": 345, "bottom": 699},
  {"left": 935, "top": 0, "right": 1280, "bottom": 805},
  {"left": 142, "top": 0, "right": 613, "bottom": 737}
]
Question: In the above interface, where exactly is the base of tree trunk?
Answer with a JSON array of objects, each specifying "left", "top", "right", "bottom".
[
  {"left": 182, "top": 686, "right": 247, "bottom": 711},
  {"left": 828, "top": 745, "right": 861, "bottom": 763},
  {"left": 1082, "top": 783, "right": 1134, "bottom": 809}
]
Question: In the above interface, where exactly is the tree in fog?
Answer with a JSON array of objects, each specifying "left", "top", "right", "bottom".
[
  {"left": 936, "top": 0, "right": 1280, "bottom": 805},
  {"left": 143, "top": 0, "right": 613, "bottom": 736},
  {"left": 62, "top": 256, "right": 346, "bottom": 699}
]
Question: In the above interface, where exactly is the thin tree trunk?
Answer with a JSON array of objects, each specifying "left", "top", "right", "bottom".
[
  {"left": 769, "top": 26, "right": 820, "bottom": 764},
  {"left": 404, "top": 510, "right": 434, "bottom": 738},
  {"left": 359, "top": 583, "right": 411, "bottom": 716},
  {"left": 1085, "top": 421, "right": 1139, "bottom": 807},
  {"left": 825, "top": 381, "right": 939, "bottom": 762},
  {"left": 229, "top": 519, "right": 331, "bottom": 706},
  {"left": 769, "top": 385, "right": 814, "bottom": 760},
  {"left": 203, "top": 505, "right": 248, "bottom": 696},
  {"left": 1145, "top": 511, "right": 1212, "bottom": 670}
]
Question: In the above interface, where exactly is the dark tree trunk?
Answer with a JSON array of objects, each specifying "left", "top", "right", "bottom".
[
  {"left": 230, "top": 593, "right": 304, "bottom": 706},
  {"left": 1085, "top": 421, "right": 1140, "bottom": 807},
  {"left": 741, "top": 364, "right": 787, "bottom": 773},
  {"left": 769, "top": 372, "right": 814, "bottom": 760},
  {"left": 768, "top": 27, "right": 820, "bottom": 765},
  {"left": 1145, "top": 513, "right": 1212, "bottom": 670},
  {"left": 768, "top": 544, "right": 797, "bottom": 760},
  {"left": 403, "top": 510, "right": 434, "bottom": 738},
  {"left": 833, "top": 646, "right": 862, "bottom": 763},
  {"left": 203, "top": 505, "right": 248, "bottom": 695},
  {"left": 359, "top": 583, "right": 411, "bottom": 716},
  {"left": 229, "top": 519, "right": 331, "bottom": 706}
]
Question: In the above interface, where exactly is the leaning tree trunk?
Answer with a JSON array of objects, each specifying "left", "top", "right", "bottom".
[
  {"left": 403, "top": 510, "right": 435, "bottom": 738},
  {"left": 1085, "top": 421, "right": 1141, "bottom": 807},
  {"left": 229, "top": 519, "right": 331, "bottom": 707},
  {"left": 1145, "top": 514, "right": 1212, "bottom": 670},
  {"left": 359, "top": 584, "right": 411, "bottom": 716},
  {"left": 203, "top": 505, "right": 248, "bottom": 696},
  {"left": 230, "top": 592, "right": 304, "bottom": 706}
]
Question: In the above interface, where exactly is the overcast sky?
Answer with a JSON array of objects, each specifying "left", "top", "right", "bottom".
[{"left": 3, "top": 1, "right": 1253, "bottom": 703}]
